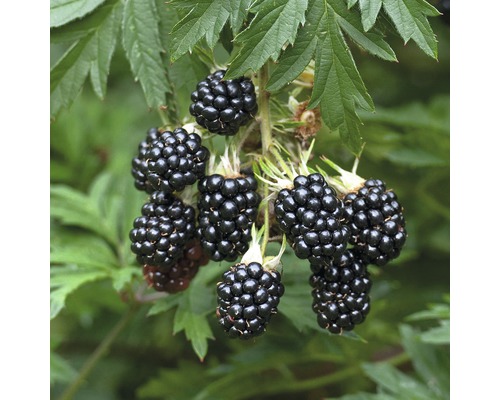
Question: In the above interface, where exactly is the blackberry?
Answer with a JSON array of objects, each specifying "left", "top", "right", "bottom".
[
  {"left": 189, "top": 69, "right": 258, "bottom": 136},
  {"left": 310, "top": 250, "right": 371, "bottom": 334},
  {"left": 274, "top": 173, "right": 349, "bottom": 266},
  {"left": 216, "top": 262, "right": 284, "bottom": 339},
  {"left": 142, "top": 128, "right": 209, "bottom": 194},
  {"left": 343, "top": 179, "right": 407, "bottom": 266},
  {"left": 197, "top": 173, "right": 261, "bottom": 262},
  {"left": 129, "top": 191, "right": 196, "bottom": 268},
  {"left": 131, "top": 127, "right": 161, "bottom": 193},
  {"left": 143, "top": 239, "right": 210, "bottom": 293}
]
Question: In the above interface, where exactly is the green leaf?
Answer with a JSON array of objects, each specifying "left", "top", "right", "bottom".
[
  {"left": 50, "top": 0, "right": 106, "bottom": 28},
  {"left": 406, "top": 303, "right": 450, "bottom": 322},
  {"left": 309, "top": 0, "right": 374, "bottom": 155},
  {"left": 50, "top": 0, "right": 123, "bottom": 117},
  {"left": 279, "top": 284, "right": 324, "bottom": 333},
  {"left": 50, "top": 352, "right": 78, "bottom": 384},
  {"left": 50, "top": 235, "right": 118, "bottom": 270},
  {"left": 400, "top": 325, "right": 450, "bottom": 399},
  {"left": 147, "top": 293, "right": 182, "bottom": 316},
  {"left": 382, "top": 0, "right": 439, "bottom": 59},
  {"left": 51, "top": 185, "right": 118, "bottom": 246},
  {"left": 335, "top": 394, "right": 398, "bottom": 400},
  {"left": 362, "top": 362, "right": 438, "bottom": 400},
  {"left": 225, "top": 0, "right": 309, "bottom": 78},
  {"left": 111, "top": 266, "right": 142, "bottom": 292},
  {"left": 359, "top": 0, "right": 383, "bottom": 31},
  {"left": 122, "top": 0, "right": 170, "bottom": 110},
  {"left": 420, "top": 321, "right": 450, "bottom": 345},
  {"left": 51, "top": 265, "right": 109, "bottom": 319},
  {"left": 229, "top": 0, "right": 252, "bottom": 34},
  {"left": 334, "top": 0, "right": 396, "bottom": 61},
  {"left": 169, "top": 0, "right": 231, "bottom": 61}
]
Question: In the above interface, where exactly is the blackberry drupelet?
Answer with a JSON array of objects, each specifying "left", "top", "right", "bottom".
[
  {"left": 274, "top": 173, "right": 349, "bottom": 266},
  {"left": 144, "top": 128, "right": 209, "bottom": 194},
  {"left": 310, "top": 250, "right": 371, "bottom": 334},
  {"left": 197, "top": 173, "right": 261, "bottom": 262},
  {"left": 131, "top": 127, "right": 161, "bottom": 193},
  {"left": 216, "top": 262, "right": 284, "bottom": 339},
  {"left": 129, "top": 191, "right": 196, "bottom": 269},
  {"left": 189, "top": 69, "right": 258, "bottom": 136},
  {"left": 343, "top": 179, "right": 407, "bottom": 266},
  {"left": 143, "top": 239, "right": 210, "bottom": 293}
]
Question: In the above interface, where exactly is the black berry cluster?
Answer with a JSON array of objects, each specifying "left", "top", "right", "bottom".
[
  {"left": 343, "top": 179, "right": 407, "bottom": 266},
  {"left": 197, "top": 174, "right": 261, "bottom": 262},
  {"left": 216, "top": 262, "right": 284, "bottom": 339},
  {"left": 143, "top": 239, "right": 210, "bottom": 293},
  {"left": 132, "top": 127, "right": 209, "bottom": 194},
  {"left": 274, "top": 173, "right": 350, "bottom": 266},
  {"left": 131, "top": 127, "right": 161, "bottom": 193},
  {"left": 130, "top": 191, "right": 196, "bottom": 269},
  {"left": 310, "top": 250, "right": 371, "bottom": 334},
  {"left": 189, "top": 70, "right": 258, "bottom": 136}
]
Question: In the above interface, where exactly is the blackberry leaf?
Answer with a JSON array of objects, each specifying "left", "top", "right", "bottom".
[
  {"left": 229, "top": 0, "right": 252, "bottom": 35},
  {"left": 50, "top": 0, "right": 123, "bottom": 117},
  {"left": 358, "top": 0, "right": 383, "bottom": 31},
  {"left": 225, "top": 0, "right": 308, "bottom": 78},
  {"left": 50, "top": 0, "right": 106, "bottom": 28},
  {"left": 382, "top": 0, "right": 440, "bottom": 59},
  {"left": 122, "top": 0, "right": 171, "bottom": 110}
]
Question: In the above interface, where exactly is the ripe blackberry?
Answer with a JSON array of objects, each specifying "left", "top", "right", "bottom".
[
  {"left": 310, "top": 250, "right": 371, "bottom": 334},
  {"left": 143, "top": 239, "right": 210, "bottom": 293},
  {"left": 197, "top": 173, "right": 261, "bottom": 262},
  {"left": 141, "top": 128, "right": 209, "bottom": 194},
  {"left": 343, "top": 179, "right": 407, "bottom": 266},
  {"left": 216, "top": 262, "right": 284, "bottom": 339},
  {"left": 131, "top": 127, "right": 161, "bottom": 193},
  {"left": 189, "top": 69, "right": 258, "bottom": 136},
  {"left": 129, "top": 191, "right": 196, "bottom": 268},
  {"left": 274, "top": 173, "right": 349, "bottom": 266}
]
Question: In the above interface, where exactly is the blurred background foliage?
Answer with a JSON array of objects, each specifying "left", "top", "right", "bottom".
[{"left": 50, "top": 6, "right": 449, "bottom": 400}]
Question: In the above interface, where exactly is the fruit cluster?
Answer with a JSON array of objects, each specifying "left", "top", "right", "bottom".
[{"left": 128, "top": 69, "right": 407, "bottom": 340}]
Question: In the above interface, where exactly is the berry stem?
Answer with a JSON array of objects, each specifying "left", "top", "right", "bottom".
[
  {"left": 57, "top": 306, "right": 137, "bottom": 400},
  {"left": 258, "top": 62, "right": 272, "bottom": 155}
]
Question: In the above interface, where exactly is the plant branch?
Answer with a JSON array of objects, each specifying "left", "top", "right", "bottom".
[
  {"left": 258, "top": 63, "right": 272, "bottom": 155},
  {"left": 57, "top": 307, "right": 137, "bottom": 400}
]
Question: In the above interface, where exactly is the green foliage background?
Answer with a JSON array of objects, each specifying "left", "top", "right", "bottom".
[{"left": 50, "top": 1, "right": 449, "bottom": 399}]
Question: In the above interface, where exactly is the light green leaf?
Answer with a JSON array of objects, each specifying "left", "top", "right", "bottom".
[
  {"left": 147, "top": 293, "right": 182, "bottom": 316},
  {"left": 420, "top": 321, "right": 450, "bottom": 345},
  {"left": 111, "top": 266, "right": 143, "bottom": 292},
  {"left": 51, "top": 265, "right": 109, "bottom": 319},
  {"left": 50, "top": 236, "right": 118, "bottom": 269},
  {"left": 362, "top": 362, "right": 438, "bottom": 400},
  {"left": 50, "top": 352, "right": 78, "bottom": 384},
  {"left": 226, "top": 0, "right": 309, "bottom": 78},
  {"left": 50, "top": 0, "right": 106, "bottom": 28},
  {"left": 400, "top": 325, "right": 450, "bottom": 399},
  {"left": 169, "top": 0, "right": 231, "bottom": 61},
  {"left": 347, "top": 0, "right": 359, "bottom": 8},
  {"left": 385, "top": 148, "right": 447, "bottom": 167},
  {"left": 122, "top": 0, "right": 170, "bottom": 110},
  {"left": 50, "top": 0, "right": 123, "bottom": 117},
  {"left": 406, "top": 303, "right": 450, "bottom": 322},
  {"left": 382, "top": 0, "right": 439, "bottom": 59},
  {"left": 335, "top": 393, "right": 397, "bottom": 400},
  {"left": 359, "top": 0, "right": 383, "bottom": 31}
]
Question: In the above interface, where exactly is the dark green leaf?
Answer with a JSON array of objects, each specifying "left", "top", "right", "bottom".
[
  {"left": 362, "top": 362, "right": 438, "bottom": 399},
  {"left": 225, "top": 0, "right": 309, "bottom": 78},
  {"left": 333, "top": 0, "right": 396, "bottom": 61},
  {"left": 229, "top": 0, "right": 252, "bottom": 34},
  {"left": 122, "top": 0, "right": 170, "bottom": 110},
  {"left": 169, "top": 0, "right": 231, "bottom": 61},
  {"left": 50, "top": 0, "right": 123, "bottom": 117},
  {"left": 50, "top": 0, "right": 106, "bottom": 28},
  {"left": 359, "top": 0, "right": 383, "bottom": 31},
  {"left": 382, "top": 0, "right": 439, "bottom": 59}
]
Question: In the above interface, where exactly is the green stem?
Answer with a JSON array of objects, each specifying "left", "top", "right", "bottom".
[
  {"left": 57, "top": 307, "right": 137, "bottom": 400},
  {"left": 258, "top": 63, "right": 272, "bottom": 155},
  {"left": 258, "top": 62, "right": 273, "bottom": 256}
]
